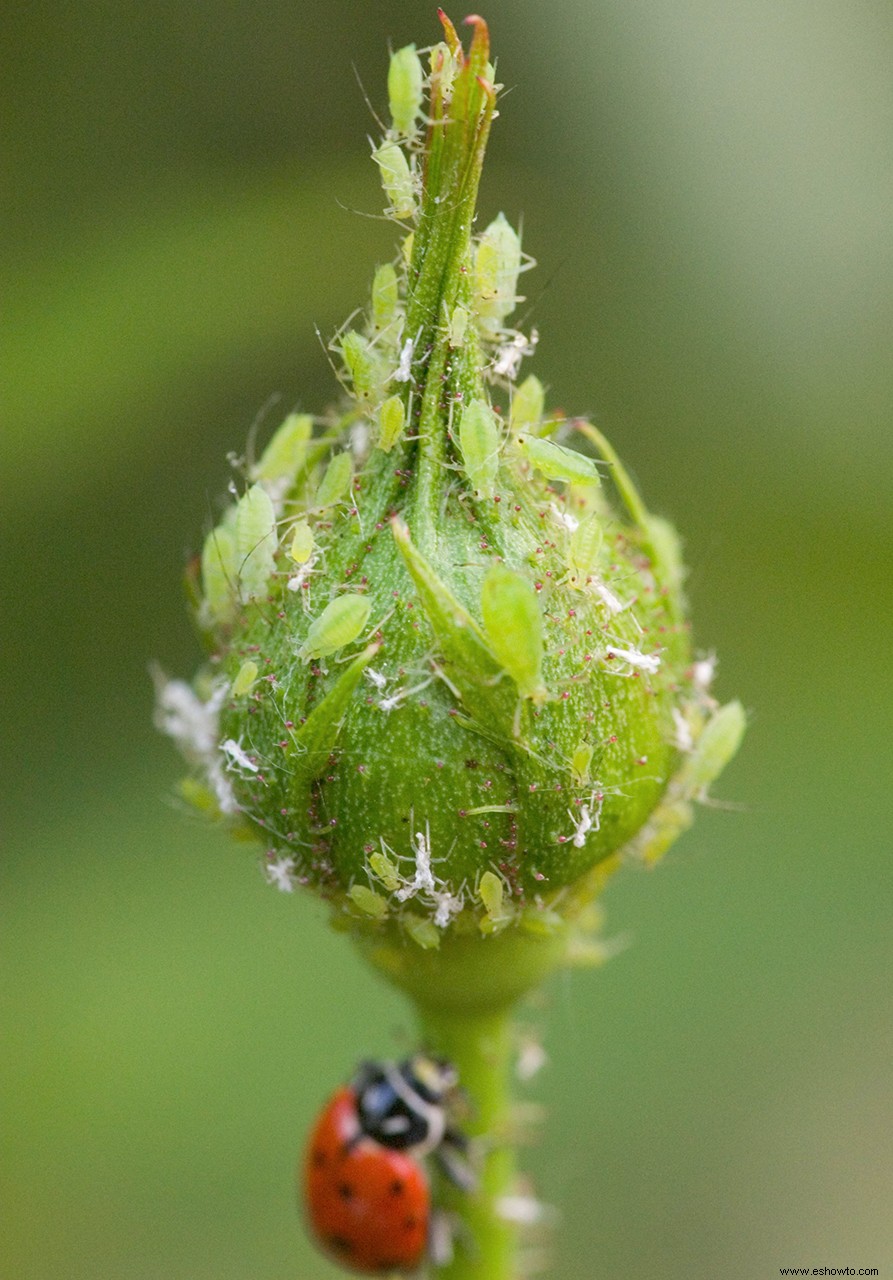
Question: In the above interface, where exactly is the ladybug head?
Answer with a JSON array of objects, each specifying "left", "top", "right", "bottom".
[
  {"left": 401, "top": 1054, "right": 458, "bottom": 1105},
  {"left": 351, "top": 1055, "right": 460, "bottom": 1155}
]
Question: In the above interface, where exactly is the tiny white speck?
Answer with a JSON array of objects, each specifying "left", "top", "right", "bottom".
[
  {"left": 264, "top": 856, "right": 296, "bottom": 892},
  {"left": 595, "top": 583, "right": 626, "bottom": 614},
  {"left": 393, "top": 337, "right": 414, "bottom": 382},
  {"left": 605, "top": 644, "right": 661, "bottom": 675},
  {"left": 221, "top": 738, "right": 259, "bottom": 774},
  {"left": 672, "top": 708, "right": 694, "bottom": 753}
]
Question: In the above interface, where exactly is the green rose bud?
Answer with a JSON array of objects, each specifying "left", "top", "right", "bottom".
[{"left": 157, "top": 13, "right": 743, "bottom": 989}]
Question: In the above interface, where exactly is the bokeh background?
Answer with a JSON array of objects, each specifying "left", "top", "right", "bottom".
[{"left": 3, "top": 2, "right": 890, "bottom": 1277}]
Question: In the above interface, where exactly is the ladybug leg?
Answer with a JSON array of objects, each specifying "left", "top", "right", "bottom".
[
  {"left": 433, "top": 1133, "right": 477, "bottom": 1193},
  {"left": 426, "top": 1208, "right": 456, "bottom": 1267}
]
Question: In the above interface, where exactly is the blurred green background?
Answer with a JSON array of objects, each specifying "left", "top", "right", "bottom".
[{"left": 2, "top": 2, "right": 890, "bottom": 1277}]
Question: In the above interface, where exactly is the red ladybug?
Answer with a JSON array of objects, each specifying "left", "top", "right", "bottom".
[{"left": 302, "top": 1054, "right": 473, "bottom": 1274}]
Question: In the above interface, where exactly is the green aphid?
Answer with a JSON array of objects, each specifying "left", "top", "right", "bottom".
[
  {"left": 234, "top": 483, "right": 277, "bottom": 599},
  {"left": 388, "top": 44, "right": 424, "bottom": 138},
  {"left": 369, "top": 851, "right": 402, "bottom": 893},
  {"left": 404, "top": 914, "right": 440, "bottom": 950},
  {"left": 378, "top": 395, "right": 406, "bottom": 453},
  {"left": 518, "top": 434, "right": 602, "bottom": 486},
  {"left": 288, "top": 518, "right": 315, "bottom": 564},
  {"left": 252, "top": 413, "right": 312, "bottom": 489},
  {"left": 315, "top": 452, "right": 353, "bottom": 509},
  {"left": 232, "top": 659, "right": 258, "bottom": 697},
  {"left": 348, "top": 884, "right": 390, "bottom": 920},
  {"left": 474, "top": 212, "right": 521, "bottom": 334},
  {"left": 371, "top": 263, "right": 399, "bottom": 332},
  {"left": 341, "top": 330, "right": 382, "bottom": 403},
  {"left": 448, "top": 304, "right": 469, "bottom": 349},
  {"left": 571, "top": 741, "right": 595, "bottom": 786},
  {"left": 478, "top": 870, "right": 511, "bottom": 934},
  {"left": 201, "top": 524, "right": 237, "bottom": 626},
  {"left": 568, "top": 513, "right": 603, "bottom": 585},
  {"left": 372, "top": 141, "right": 416, "bottom": 220},
  {"left": 680, "top": 701, "right": 746, "bottom": 800},
  {"left": 509, "top": 374, "right": 545, "bottom": 434},
  {"left": 298, "top": 594, "right": 372, "bottom": 662},
  {"left": 458, "top": 397, "right": 501, "bottom": 498},
  {"left": 645, "top": 513, "right": 686, "bottom": 595},
  {"left": 480, "top": 564, "right": 547, "bottom": 703}
]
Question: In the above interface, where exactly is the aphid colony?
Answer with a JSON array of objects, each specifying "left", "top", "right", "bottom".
[{"left": 159, "top": 14, "right": 743, "bottom": 950}]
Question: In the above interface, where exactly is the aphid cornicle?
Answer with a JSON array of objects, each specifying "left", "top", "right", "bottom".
[{"left": 303, "top": 1055, "right": 473, "bottom": 1275}]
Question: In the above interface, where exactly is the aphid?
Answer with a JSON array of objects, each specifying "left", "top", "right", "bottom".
[
  {"left": 404, "top": 914, "right": 441, "bottom": 950},
  {"left": 509, "top": 374, "right": 545, "bottom": 434},
  {"left": 595, "top": 582, "right": 627, "bottom": 615},
  {"left": 448, "top": 304, "right": 468, "bottom": 349},
  {"left": 478, "top": 869, "right": 509, "bottom": 934},
  {"left": 680, "top": 700, "right": 746, "bottom": 800},
  {"left": 200, "top": 524, "right": 237, "bottom": 626},
  {"left": 645, "top": 512, "right": 686, "bottom": 594},
  {"left": 393, "top": 335, "right": 414, "bottom": 383},
  {"left": 234, "top": 483, "right": 277, "bottom": 598},
  {"left": 369, "top": 849, "right": 401, "bottom": 892},
  {"left": 474, "top": 212, "right": 522, "bottom": 335},
  {"left": 264, "top": 855, "right": 296, "bottom": 893},
  {"left": 492, "top": 329, "right": 537, "bottom": 381},
  {"left": 288, "top": 518, "right": 315, "bottom": 564},
  {"left": 377, "top": 394, "right": 406, "bottom": 453},
  {"left": 303, "top": 1055, "right": 473, "bottom": 1274},
  {"left": 480, "top": 564, "right": 547, "bottom": 703},
  {"left": 221, "top": 737, "right": 259, "bottom": 774},
  {"left": 372, "top": 141, "right": 416, "bottom": 220},
  {"left": 315, "top": 452, "right": 354, "bottom": 509},
  {"left": 298, "top": 594, "right": 371, "bottom": 662},
  {"left": 568, "top": 798, "right": 600, "bottom": 848},
  {"left": 567, "top": 513, "right": 603, "bottom": 586},
  {"left": 388, "top": 44, "right": 424, "bottom": 138},
  {"left": 341, "top": 331, "right": 383, "bottom": 404},
  {"left": 232, "top": 659, "right": 258, "bottom": 697},
  {"left": 251, "top": 412, "right": 313, "bottom": 494},
  {"left": 517, "top": 434, "right": 601, "bottom": 487},
  {"left": 458, "top": 397, "right": 501, "bottom": 498},
  {"left": 603, "top": 643, "right": 661, "bottom": 675},
  {"left": 692, "top": 652, "right": 718, "bottom": 698},
  {"left": 348, "top": 884, "right": 390, "bottom": 920},
  {"left": 371, "top": 263, "right": 399, "bottom": 332},
  {"left": 570, "top": 740, "right": 594, "bottom": 785},
  {"left": 672, "top": 707, "right": 694, "bottom": 753},
  {"left": 394, "top": 828, "right": 437, "bottom": 901}
]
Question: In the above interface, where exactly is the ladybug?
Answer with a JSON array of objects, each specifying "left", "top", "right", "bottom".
[{"left": 302, "top": 1054, "right": 473, "bottom": 1274}]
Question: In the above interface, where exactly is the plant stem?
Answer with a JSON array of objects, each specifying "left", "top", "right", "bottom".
[{"left": 417, "top": 1003, "right": 517, "bottom": 1280}]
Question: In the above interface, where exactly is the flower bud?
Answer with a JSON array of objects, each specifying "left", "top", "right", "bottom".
[{"left": 158, "top": 13, "right": 743, "bottom": 971}]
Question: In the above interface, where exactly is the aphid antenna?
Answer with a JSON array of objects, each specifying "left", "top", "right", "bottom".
[
  {"left": 313, "top": 324, "right": 348, "bottom": 387},
  {"left": 242, "top": 391, "right": 283, "bottom": 471},
  {"left": 350, "top": 61, "right": 387, "bottom": 135}
]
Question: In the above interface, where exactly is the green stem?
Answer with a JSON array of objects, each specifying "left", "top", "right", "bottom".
[
  {"left": 418, "top": 1004, "right": 517, "bottom": 1280},
  {"left": 359, "top": 926, "right": 569, "bottom": 1279}
]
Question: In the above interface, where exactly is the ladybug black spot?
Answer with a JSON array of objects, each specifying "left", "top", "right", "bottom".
[
  {"left": 337, "top": 1182, "right": 354, "bottom": 1200},
  {"left": 403, "top": 1215, "right": 420, "bottom": 1231},
  {"left": 390, "top": 1178, "right": 405, "bottom": 1196},
  {"left": 312, "top": 1149, "right": 327, "bottom": 1168},
  {"left": 327, "top": 1235, "right": 354, "bottom": 1256}
]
